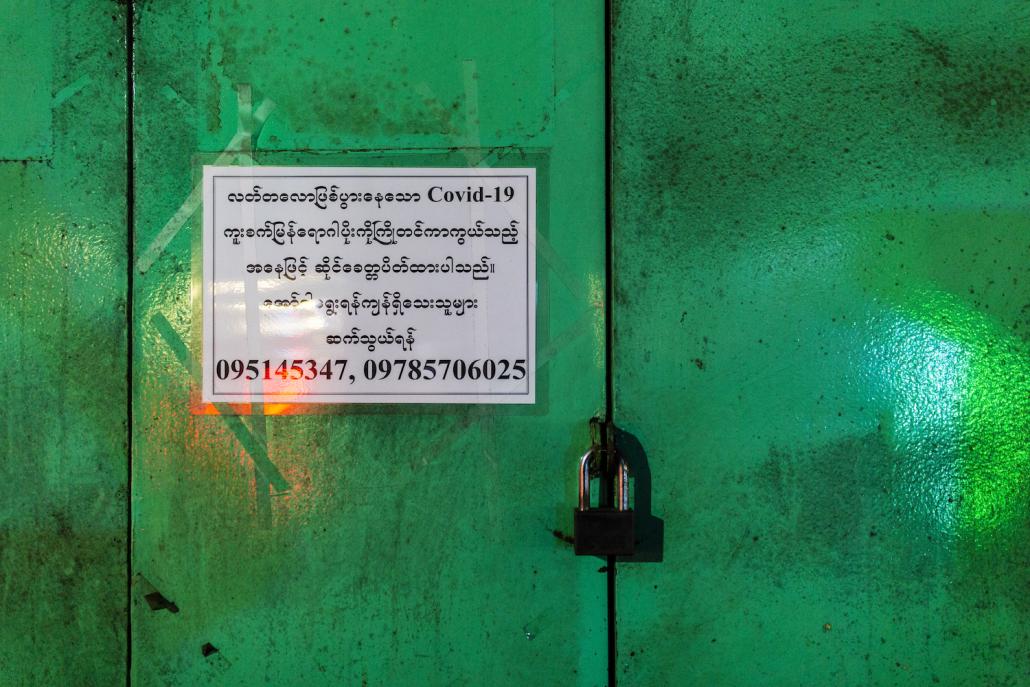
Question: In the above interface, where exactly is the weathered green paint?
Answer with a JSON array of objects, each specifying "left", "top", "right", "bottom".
[
  {"left": 612, "top": 1, "right": 1030, "bottom": 684},
  {"left": 133, "top": 2, "right": 606, "bottom": 685},
  {"left": 0, "top": 1, "right": 53, "bottom": 161},
  {"left": 11, "top": 2, "right": 1030, "bottom": 684},
  {"left": 0, "top": 1, "right": 128, "bottom": 684}
]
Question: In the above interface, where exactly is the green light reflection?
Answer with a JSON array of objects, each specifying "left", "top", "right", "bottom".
[{"left": 878, "top": 289, "right": 1030, "bottom": 541}]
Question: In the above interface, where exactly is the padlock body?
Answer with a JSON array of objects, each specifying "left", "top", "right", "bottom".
[{"left": 573, "top": 508, "right": 635, "bottom": 556}]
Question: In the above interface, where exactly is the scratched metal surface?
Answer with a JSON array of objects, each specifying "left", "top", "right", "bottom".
[
  {"left": 612, "top": 2, "right": 1030, "bottom": 685},
  {"left": 132, "top": 1, "right": 606, "bottom": 685},
  {"left": 0, "top": 1, "right": 128, "bottom": 684}
]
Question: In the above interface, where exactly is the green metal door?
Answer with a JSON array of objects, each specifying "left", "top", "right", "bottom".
[
  {"left": 131, "top": 1, "right": 607, "bottom": 685},
  {"left": 7, "top": 2, "right": 1030, "bottom": 685},
  {"left": 0, "top": 2, "right": 128, "bottom": 684},
  {"left": 612, "top": 1, "right": 1030, "bottom": 684}
]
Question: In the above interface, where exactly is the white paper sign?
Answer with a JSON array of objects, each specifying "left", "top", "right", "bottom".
[{"left": 202, "top": 166, "right": 535, "bottom": 404}]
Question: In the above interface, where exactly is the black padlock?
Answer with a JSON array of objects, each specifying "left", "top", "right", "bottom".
[{"left": 573, "top": 450, "right": 634, "bottom": 556}]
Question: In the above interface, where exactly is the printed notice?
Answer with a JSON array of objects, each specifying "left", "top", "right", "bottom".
[{"left": 202, "top": 166, "right": 535, "bottom": 404}]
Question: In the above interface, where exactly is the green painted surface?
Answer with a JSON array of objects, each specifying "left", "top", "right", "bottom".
[
  {"left": 0, "top": 1, "right": 128, "bottom": 685},
  {"left": 133, "top": 2, "right": 606, "bottom": 685},
  {"left": 0, "top": 1, "right": 53, "bottom": 160},
  {"left": 12, "top": 2, "right": 1030, "bottom": 684},
  {"left": 612, "top": 1, "right": 1030, "bottom": 685}
]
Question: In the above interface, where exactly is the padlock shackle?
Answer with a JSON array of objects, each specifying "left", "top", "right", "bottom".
[
  {"left": 578, "top": 450, "right": 592, "bottom": 511},
  {"left": 579, "top": 449, "right": 630, "bottom": 511},
  {"left": 617, "top": 459, "right": 629, "bottom": 511}
]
